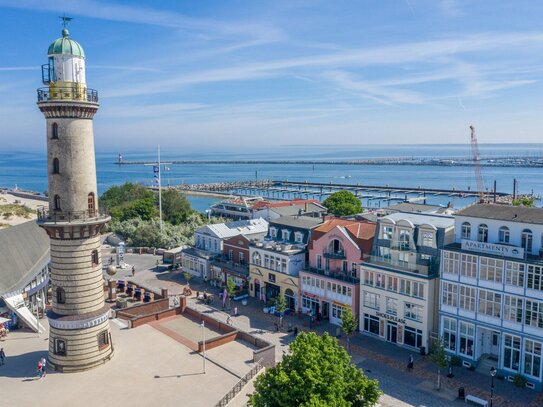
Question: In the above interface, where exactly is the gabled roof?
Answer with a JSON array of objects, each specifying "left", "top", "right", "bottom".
[
  {"left": 0, "top": 221, "right": 50, "bottom": 296},
  {"left": 310, "top": 218, "right": 376, "bottom": 255},
  {"left": 196, "top": 218, "right": 269, "bottom": 239},
  {"left": 456, "top": 203, "right": 543, "bottom": 225}
]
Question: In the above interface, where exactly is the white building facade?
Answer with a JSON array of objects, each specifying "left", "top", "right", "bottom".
[
  {"left": 439, "top": 204, "right": 543, "bottom": 389},
  {"left": 361, "top": 213, "right": 454, "bottom": 352}
]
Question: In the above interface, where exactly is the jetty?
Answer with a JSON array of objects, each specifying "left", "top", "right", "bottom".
[{"left": 115, "top": 155, "right": 543, "bottom": 168}]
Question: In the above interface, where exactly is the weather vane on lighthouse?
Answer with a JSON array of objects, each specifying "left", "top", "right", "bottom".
[{"left": 60, "top": 15, "right": 72, "bottom": 28}]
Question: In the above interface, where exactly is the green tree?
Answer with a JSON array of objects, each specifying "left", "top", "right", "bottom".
[
  {"left": 249, "top": 332, "right": 381, "bottom": 407},
  {"left": 340, "top": 306, "right": 358, "bottom": 354},
  {"left": 323, "top": 190, "right": 363, "bottom": 217},
  {"left": 274, "top": 293, "right": 288, "bottom": 328},
  {"left": 512, "top": 197, "right": 536, "bottom": 207},
  {"left": 226, "top": 277, "right": 236, "bottom": 308},
  {"left": 429, "top": 337, "right": 448, "bottom": 391},
  {"left": 100, "top": 182, "right": 154, "bottom": 209},
  {"left": 111, "top": 198, "right": 156, "bottom": 221},
  {"left": 161, "top": 189, "right": 193, "bottom": 225},
  {"left": 183, "top": 271, "right": 193, "bottom": 285}
]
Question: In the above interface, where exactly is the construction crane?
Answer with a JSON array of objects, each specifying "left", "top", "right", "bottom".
[{"left": 469, "top": 125, "right": 485, "bottom": 203}]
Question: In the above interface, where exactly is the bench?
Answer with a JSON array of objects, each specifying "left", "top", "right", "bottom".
[{"left": 465, "top": 394, "right": 488, "bottom": 406}]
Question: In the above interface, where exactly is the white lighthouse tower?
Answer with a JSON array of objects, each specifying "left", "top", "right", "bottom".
[{"left": 37, "top": 19, "right": 113, "bottom": 372}]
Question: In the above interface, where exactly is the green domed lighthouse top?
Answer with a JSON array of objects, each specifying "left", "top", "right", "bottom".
[{"left": 48, "top": 27, "right": 85, "bottom": 58}]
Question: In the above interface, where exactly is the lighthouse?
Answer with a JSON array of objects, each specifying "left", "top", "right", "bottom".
[{"left": 36, "top": 19, "right": 113, "bottom": 372}]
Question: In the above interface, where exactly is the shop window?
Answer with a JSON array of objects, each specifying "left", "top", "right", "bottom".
[
  {"left": 404, "top": 326, "right": 423, "bottom": 348},
  {"left": 54, "top": 339, "right": 66, "bottom": 355},
  {"left": 56, "top": 287, "right": 66, "bottom": 304},
  {"left": 363, "top": 314, "right": 380, "bottom": 335}
]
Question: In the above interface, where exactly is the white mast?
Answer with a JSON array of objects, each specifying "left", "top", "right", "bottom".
[{"left": 158, "top": 145, "right": 163, "bottom": 233}]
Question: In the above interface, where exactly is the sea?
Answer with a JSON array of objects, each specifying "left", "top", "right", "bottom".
[{"left": 2, "top": 144, "right": 543, "bottom": 213}]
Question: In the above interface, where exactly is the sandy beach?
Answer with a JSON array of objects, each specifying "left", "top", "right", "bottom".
[{"left": 0, "top": 190, "right": 46, "bottom": 228}]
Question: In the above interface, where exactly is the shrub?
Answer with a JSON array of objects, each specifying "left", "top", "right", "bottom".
[
  {"left": 513, "top": 373, "right": 527, "bottom": 388},
  {"left": 449, "top": 355, "right": 462, "bottom": 367}
]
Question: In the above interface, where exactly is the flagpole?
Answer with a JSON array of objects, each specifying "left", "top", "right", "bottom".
[{"left": 158, "top": 145, "right": 163, "bottom": 233}]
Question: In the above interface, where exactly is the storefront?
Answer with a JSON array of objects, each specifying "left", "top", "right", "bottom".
[{"left": 362, "top": 308, "right": 425, "bottom": 350}]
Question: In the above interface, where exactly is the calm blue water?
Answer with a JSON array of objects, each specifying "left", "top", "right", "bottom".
[{"left": 2, "top": 144, "right": 542, "bottom": 212}]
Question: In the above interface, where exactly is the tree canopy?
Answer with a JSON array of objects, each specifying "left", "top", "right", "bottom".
[
  {"left": 250, "top": 332, "right": 381, "bottom": 407},
  {"left": 323, "top": 191, "right": 363, "bottom": 217},
  {"left": 161, "top": 189, "right": 193, "bottom": 225},
  {"left": 100, "top": 183, "right": 156, "bottom": 221},
  {"left": 512, "top": 197, "right": 536, "bottom": 207}
]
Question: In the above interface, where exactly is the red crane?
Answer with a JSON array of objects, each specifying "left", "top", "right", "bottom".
[{"left": 470, "top": 125, "right": 485, "bottom": 203}]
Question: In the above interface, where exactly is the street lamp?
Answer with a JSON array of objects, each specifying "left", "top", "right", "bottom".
[
  {"left": 201, "top": 321, "right": 206, "bottom": 374},
  {"left": 490, "top": 366, "right": 496, "bottom": 407}
]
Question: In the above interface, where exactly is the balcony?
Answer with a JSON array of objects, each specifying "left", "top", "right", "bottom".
[
  {"left": 366, "top": 255, "right": 433, "bottom": 276},
  {"left": 37, "top": 87, "right": 99, "bottom": 103},
  {"left": 211, "top": 256, "right": 249, "bottom": 277},
  {"left": 304, "top": 267, "right": 359, "bottom": 284},
  {"left": 36, "top": 208, "right": 109, "bottom": 225},
  {"left": 323, "top": 251, "right": 346, "bottom": 260}
]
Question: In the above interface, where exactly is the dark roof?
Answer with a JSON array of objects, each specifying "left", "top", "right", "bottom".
[
  {"left": 385, "top": 202, "right": 449, "bottom": 214},
  {"left": 0, "top": 221, "right": 50, "bottom": 296},
  {"left": 456, "top": 203, "right": 543, "bottom": 225},
  {"left": 272, "top": 203, "right": 327, "bottom": 217},
  {"left": 270, "top": 216, "right": 323, "bottom": 229}
]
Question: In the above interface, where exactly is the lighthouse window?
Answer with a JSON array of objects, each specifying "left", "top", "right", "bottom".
[
  {"left": 52, "top": 158, "right": 60, "bottom": 174},
  {"left": 56, "top": 287, "right": 66, "bottom": 304},
  {"left": 51, "top": 122, "right": 59, "bottom": 139},
  {"left": 91, "top": 250, "right": 99, "bottom": 265},
  {"left": 88, "top": 193, "right": 96, "bottom": 215},
  {"left": 54, "top": 195, "right": 61, "bottom": 211},
  {"left": 98, "top": 330, "right": 109, "bottom": 350},
  {"left": 54, "top": 339, "right": 66, "bottom": 356}
]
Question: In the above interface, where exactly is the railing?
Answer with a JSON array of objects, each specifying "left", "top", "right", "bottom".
[
  {"left": 37, "top": 87, "right": 99, "bottom": 103},
  {"left": 215, "top": 360, "right": 264, "bottom": 407},
  {"left": 367, "top": 255, "right": 431, "bottom": 275},
  {"left": 211, "top": 256, "right": 249, "bottom": 275},
  {"left": 36, "top": 208, "right": 109, "bottom": 224},
  {"left": 304, "top": 267, "right": 360, "bottom": 284},
  {"left": 323, "top": 251, "right": 346, "bottom": 259}
]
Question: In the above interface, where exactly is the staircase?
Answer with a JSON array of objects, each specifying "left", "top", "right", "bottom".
[
  {"left": 3, "top": 293, "right": 45, "bottom": 334},
  {"left": 476, "top": 354, "right": 499, "bottom": 375}
]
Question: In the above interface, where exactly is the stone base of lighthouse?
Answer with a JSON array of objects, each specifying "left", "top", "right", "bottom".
[{"left": 48, "top": 305, "right": 114, "bottom": 372}]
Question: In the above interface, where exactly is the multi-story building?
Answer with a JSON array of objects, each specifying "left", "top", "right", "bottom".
[
  {"left": 210, "top": 234, "right": 251, "bottom": 293},
  {"left": 249, "top": 241, "right": 306, "bottom": 311},
  {"left": 360, "top": 212, "right": 454, "bottom": 352},
  {"left": 182, "top": 218, "right": 267, "bottom": 279},
  {"left": 267, "top": 216, "right": 323, "bottom": 246},
  {"left": 440, "top": 204, "right": 543, "bottom": 389},
  {"left": 299, "top": 218, "right": 375, "bottom": 326}
]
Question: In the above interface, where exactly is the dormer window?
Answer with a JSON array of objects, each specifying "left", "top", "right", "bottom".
[
  {"left": 294, "top": 232, "right": 303, "bottom": 243},
  {"left": 399, "top": 229, "right": 410, "bottom": 250},
  {"left": 282, "top": 230, "right": 290, "bottom": 241},
  {"left": 382, "top": 226, "right": 393, "bottom": 240},
  {"left": 270, "top": 227, "right": 277, "bottom": 239},
  {"left": 422, "top": 231, "right": 433, "bottom": 247}
]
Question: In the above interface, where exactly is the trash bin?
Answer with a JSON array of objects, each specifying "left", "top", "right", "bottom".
[
  {"left": 420, "top": 346, "right": 426, "bottom": 356},
  {"left": 458, "top": 387, "right": 465, "bottom": 400}
]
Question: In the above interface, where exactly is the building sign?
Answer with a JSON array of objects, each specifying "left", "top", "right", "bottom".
[
  {"left": 376, "top": 312, "right": 405, "bottom": 324},
  {"left": 461, "top": 239, "right": 524, "bottom": 259}
]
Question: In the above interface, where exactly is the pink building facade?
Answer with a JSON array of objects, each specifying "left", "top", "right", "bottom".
[{"left": 299, "top": 219, "right": 375, "bottom": 326}]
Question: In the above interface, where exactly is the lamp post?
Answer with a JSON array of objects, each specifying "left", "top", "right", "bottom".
[
  {"left": 490, "top": 366, "right": 496, "bottom": 407},
  {"left": 201, "top": 321, "right": 206, "bottom": 374}
]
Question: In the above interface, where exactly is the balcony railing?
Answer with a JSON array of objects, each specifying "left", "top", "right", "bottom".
[
  {"left": 304, "top": 267, "right": 359, "bottom": 284},
  {"left": 37, "top": 208, "right": 109, "bottom": 224},
  {"left": 366, "top": 255, "right": 432, "bottom": 275},
  {"left": 211, "top": 256, "right": 249, "bottom": 276},
  {"left": 37, "top": 87, "right": 99, "bottom": 103},
  {"left": 323, "top": 251, "right": 346, "bottom": 259}
]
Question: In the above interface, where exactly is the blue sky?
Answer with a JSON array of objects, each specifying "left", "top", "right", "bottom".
[{"left": 1, "top": 0, "right": 543, "bottom": 150}]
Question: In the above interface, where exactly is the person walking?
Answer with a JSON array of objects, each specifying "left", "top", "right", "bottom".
[
  {"left": 40, "top": 357, "right": 47, "bottom": 378},
  {"left": 0, "top": 348, "right": 5, "bottom": 365},
  {"left": 131, "top": 265, "right": 135, "bottom": 276},
  {"left": 37, "top": 359, "right": 43, "bottom": 379},
  {"left": 407, "top": 354, "right": 414, "bottom": 370}
]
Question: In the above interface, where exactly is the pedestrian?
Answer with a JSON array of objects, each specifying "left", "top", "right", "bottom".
[
  {"left": 226, "top": 316, "right": 232, "bottom": 325},
  {"left": 131, "top": 266, "right": 135, "bottom": 276},
  {"left": 0, "top": 348, "right": 5, "bottom": 365},
  {"left": 408, "top": 354, "right": 414, "bottom": 370},
  {"left": 233, "top": 307, "right": 238, "bottom": 316},
  {"left": 155, "top": 259, "right": 159, "bottom": 271},
  {"left": 41, "top": 356, "right": 47, "bottom": 377},
  {"left": 37, "top": 359, "right": 43, "bottom": 378}
]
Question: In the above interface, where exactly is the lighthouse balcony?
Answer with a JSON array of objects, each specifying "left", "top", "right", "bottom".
[
  {"left": 37, "top": 208, "right": 109, "bottom": 225},
  {"left": 37, "top": 86, "right": 98, "bottom": 103}
]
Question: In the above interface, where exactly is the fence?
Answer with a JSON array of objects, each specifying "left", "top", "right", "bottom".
[{"left": 214, "top": 360, "right": 264, "bottom": 407}]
